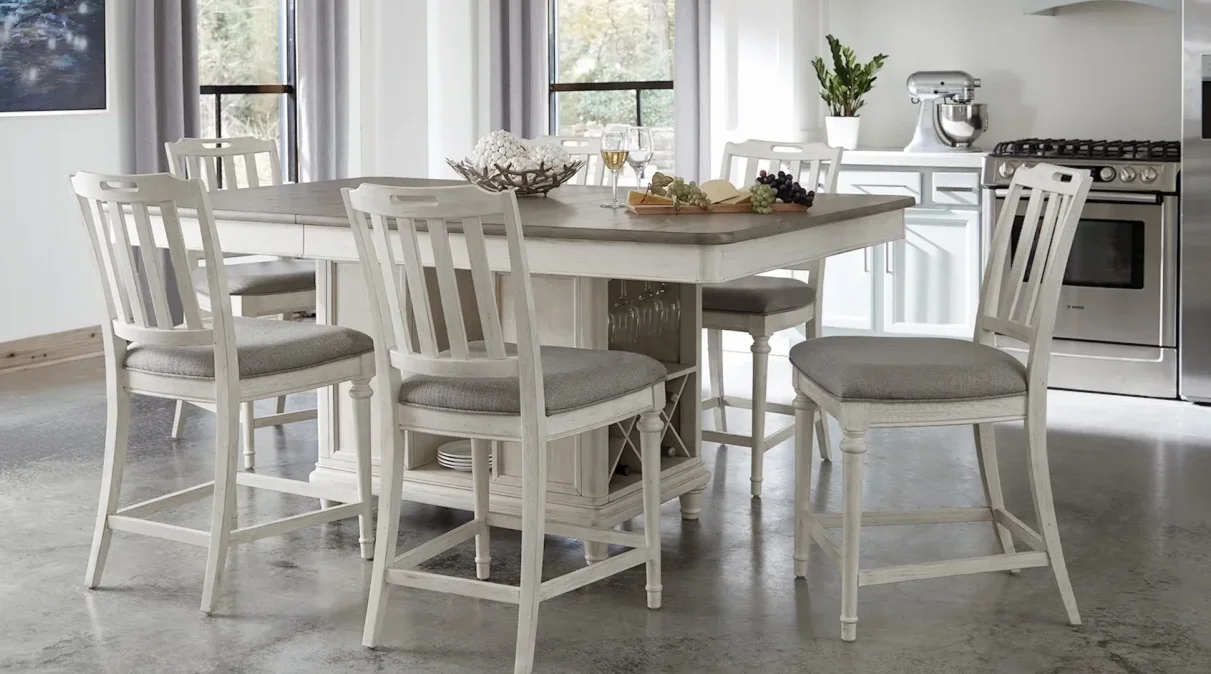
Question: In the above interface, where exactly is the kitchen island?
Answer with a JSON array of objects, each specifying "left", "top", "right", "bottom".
[{"left": 162, "top": 178, "right": 913, "bottom": 562}]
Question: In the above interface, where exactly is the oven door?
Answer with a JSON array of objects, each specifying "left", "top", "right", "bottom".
[{"left": 990, "top": 190, "right": 1176, "bottom": 348}]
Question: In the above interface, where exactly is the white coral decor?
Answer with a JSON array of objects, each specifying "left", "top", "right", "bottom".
[{"left": 469, "top": 130, "right": 576, "bottom": 172}]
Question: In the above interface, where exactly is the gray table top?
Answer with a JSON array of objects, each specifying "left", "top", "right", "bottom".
[{"left": 204, "top": 177, "right": 914, "bottom": 246}]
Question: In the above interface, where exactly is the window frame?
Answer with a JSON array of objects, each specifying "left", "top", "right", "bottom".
[
  {"left": 198, "top": 0, "right": 298, "bottom": 185},
  {"left": 546, "top": 1, "right": 675, "bottom": 134}
]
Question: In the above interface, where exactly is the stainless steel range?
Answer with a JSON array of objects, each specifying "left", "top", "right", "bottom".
[{"left": 981, "top": 139, "right": 1181, "bottom": 399}]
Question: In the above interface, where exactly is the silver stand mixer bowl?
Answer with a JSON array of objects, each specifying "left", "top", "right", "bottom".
[{"left": 935, "top": 103, "right": 989, "bottom": 148}]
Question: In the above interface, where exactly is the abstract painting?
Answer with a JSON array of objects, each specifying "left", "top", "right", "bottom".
[{"left": 0, "top": 0, "right": 105, "bottom": 114}]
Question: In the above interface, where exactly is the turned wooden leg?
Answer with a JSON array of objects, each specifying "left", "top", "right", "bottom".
[
  {"left": 680, "top": 487, "right": 705, "bottom": 521},
  {"left": 974, "top": 423, "right": 1016, "bottom": 565},
  {"left": 840, "top": 428, "right": 868, "bottom": 642},
  {"left": 240, "top": 401, "right": 256, "bottom": 471},
  {"left": 638, "top": 410, "right": 663, "bottom": 609},
  {"left": 350, "top": 380, "right": 375, "bottom": 560},
  {"left": 583, "top": 541, "right": 608, "bottom": 565},
  {"left": 793, "top": 391, "right": 817, "bottom": 578},
  {"left": 749, "top": 335, "right": 771, "bottom": 498},
  {"left": 706, "top": 328, "right": 727, "bottom": 433},
  {"left": 85, "top": 382, "right": 131, "bottom": 589},
  {"left": 200, "top": 398, "right": 240, "bottom": 614},
  {"left": 472, "top": 439, "right": 492, "bottom": 580},
  {"left": 1025, "top": 403, "right": 1081, "bottom": 626}
]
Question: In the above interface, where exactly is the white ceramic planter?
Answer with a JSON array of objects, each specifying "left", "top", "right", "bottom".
[{"left": 825, "top": 116, "right": 861, "bottom": 150}]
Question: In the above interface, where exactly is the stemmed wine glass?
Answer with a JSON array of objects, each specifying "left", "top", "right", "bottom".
[
  {"left": 600, "top": 130, "right": 629, "bottom": 209},
  {"left": 626, "top": 126, "right": 654, "bottom": 187}
]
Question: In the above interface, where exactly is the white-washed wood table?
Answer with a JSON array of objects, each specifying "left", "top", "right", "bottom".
[{"left": 154, "top": 177, "right": 912, "bottom": 563}]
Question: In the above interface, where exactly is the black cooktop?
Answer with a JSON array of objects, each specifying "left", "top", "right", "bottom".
[{"left": 991, "top": 139, "right": 1181, "bottom": 162}]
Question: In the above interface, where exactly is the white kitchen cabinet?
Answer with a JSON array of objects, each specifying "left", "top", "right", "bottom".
[
  {"left": 824, "top": 159, "right": 984, "bottom": 338},
  {"left": 881, "top": 209, "right": 981, "bottom": 338}
]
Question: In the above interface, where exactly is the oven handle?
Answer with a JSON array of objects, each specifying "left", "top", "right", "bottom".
[{"left": 990, "top": 188, "right": 1162, "bottom": 204}]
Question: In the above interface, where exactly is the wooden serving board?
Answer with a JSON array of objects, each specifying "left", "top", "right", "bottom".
[{"left": 626, "top": 202, "right": 809, "bottom": 216}]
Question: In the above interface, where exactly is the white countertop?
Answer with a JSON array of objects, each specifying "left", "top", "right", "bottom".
[{"left": 842, "top": 148, "right": 988, "bottom": 170}]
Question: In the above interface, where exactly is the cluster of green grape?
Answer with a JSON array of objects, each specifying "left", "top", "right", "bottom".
[
  {"left": 666, "top": 177, "right": 712, "bottom": 210},
  {"left": 750, "top": 184, "right": 777, "bottom": 214}
]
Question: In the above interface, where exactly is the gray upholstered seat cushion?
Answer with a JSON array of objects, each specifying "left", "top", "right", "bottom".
[
  {"left": 124, "top": 317, "right": 373, "bottom": 380},
  {"left": 789, "top": 336, "right": 1028, "bottom": 402},
  {"left": 193, "top": 259, "right": 316, "bottom": 296},
  {"left": 702, "top": 276, "right": 817, "bottom": 314},
  {"left": 399, "top": 343, "right": 666, "bottom": 416}
]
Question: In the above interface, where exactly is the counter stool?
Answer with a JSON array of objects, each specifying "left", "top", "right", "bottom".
[
  {"left": 702, "top": 140, "right": 843, "bottom": 496},
  {"left": 527, "top": 135, "right": 606, "bottom": 185},
  {"left": 165, "top": 137, "right": 318, "bottom": 470},
  {"left": 72, "top": 171, "right": 376, "bottom": 613},
  {"left": 790, "top": 163, "right": 1092, "bottom": 640},
  {"left": 345, "top": 183, "right": 665, "bottom": 674}
]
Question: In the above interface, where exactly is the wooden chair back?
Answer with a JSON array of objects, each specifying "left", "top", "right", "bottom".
[
  {"left": 528, "top": 135, "right": 606, "bottom": 186},
  {"left": 164, "top": 136, "right": 283, "bottom": 191},
  {"left": 720, "top": 139, "right": 845, "bottom": 283},
  {"left": 720, "top": 139, "right": 843, "bottom": 193},
  {"left": 70, "top": 172, "right": 236, "bottom": 354},
  {"left": 343, "top": 183, "right": 546, "bottom": 417},
  {"left": 975, "top": 163, "right": 1094, "bottom": 384}
]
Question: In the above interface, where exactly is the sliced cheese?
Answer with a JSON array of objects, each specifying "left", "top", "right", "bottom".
[
  {"left": 699, "top": 179, "right": 741, "bottom": 204},
  {"left": 627, "top": 190, "right": 674, "bottom": 206},
  {"left": 721, "top": 187, "right": 752, "bottom": 205}
]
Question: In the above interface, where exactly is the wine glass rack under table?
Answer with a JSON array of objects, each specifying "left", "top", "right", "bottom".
[{"left": 310, "top": 265, "right": 711, "bottom": 564}]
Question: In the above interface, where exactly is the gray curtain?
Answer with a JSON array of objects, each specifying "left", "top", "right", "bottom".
[
  {"left": 489, "top": 0, "right": 547, "bottom": 137},
  {"left": 133, "top": 0, "right": 200, "bottom": 173},
  {"left": 133, "top": 0, "right": 200, "bottom": 323},
  {"left": 296, "top": 0, "right": 349, "bottom": 182},
  {"left": 674, "top": 0, "right": 711, "bottom": 182}
]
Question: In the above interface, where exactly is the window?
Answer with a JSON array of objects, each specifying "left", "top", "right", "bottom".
[
  {"left": 548, "top": 0, "right": 675, "bottom": 174},
  {"left": 197, "top": 0, "right": 297, "bottom": 185}
]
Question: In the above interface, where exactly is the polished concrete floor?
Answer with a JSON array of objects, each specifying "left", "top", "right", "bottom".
[{"left": 2, "top": 354, "right": 1211, "bottom": 673}]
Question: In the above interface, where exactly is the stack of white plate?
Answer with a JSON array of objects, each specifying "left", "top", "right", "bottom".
[{"left": 437, "top": 440, "right": 491, "bottom": 473}]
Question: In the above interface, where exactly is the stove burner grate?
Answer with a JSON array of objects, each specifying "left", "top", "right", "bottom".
[{"left": 991, "top": 138, "right": 1180, "bottom": 161}]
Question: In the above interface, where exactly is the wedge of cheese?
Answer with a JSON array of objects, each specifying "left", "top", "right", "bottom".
[
  {"left": 720, "top": 187, "right": 752, "bottom": 205},
  {"left": 699, "top": 179, "right": 742, "bottom": 204},
  {"left": 627, "top": 190, "right": 675, "bottom": 206}
]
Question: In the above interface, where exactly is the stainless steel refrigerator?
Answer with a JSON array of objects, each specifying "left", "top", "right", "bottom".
[{"left": 1182, "top": 1, "right": 1211, "bottom": 401}]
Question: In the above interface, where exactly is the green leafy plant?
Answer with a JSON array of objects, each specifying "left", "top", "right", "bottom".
[{"left": 811, "top": 35, "right": 888, "bottom": 117}]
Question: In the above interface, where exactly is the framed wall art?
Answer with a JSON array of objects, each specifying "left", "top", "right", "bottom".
[{"left": 0, "top": 0, "right": 106, "bottom": 114}]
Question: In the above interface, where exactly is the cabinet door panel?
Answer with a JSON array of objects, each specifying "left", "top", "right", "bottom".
[
  {"left": 882, "top": 209, "right": 980, "bottom": 338},
  {"left": 823, "top": 248, "right": 876, "bottom": 333}
]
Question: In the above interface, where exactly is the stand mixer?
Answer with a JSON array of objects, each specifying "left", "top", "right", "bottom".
[{"left": 905, "top": 71, "right": 989, "bottom": 152}]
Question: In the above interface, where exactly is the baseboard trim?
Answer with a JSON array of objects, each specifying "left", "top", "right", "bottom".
[{"left": 0, "top": 325, "right": 103, "bottom": 373}]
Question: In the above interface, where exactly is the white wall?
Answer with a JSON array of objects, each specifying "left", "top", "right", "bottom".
[
  {"left": 828, "top": 0, "right": 1181, "bottom": 148},
  {"left": 0, "top": 1, "right": 133, "bottom": 342}
]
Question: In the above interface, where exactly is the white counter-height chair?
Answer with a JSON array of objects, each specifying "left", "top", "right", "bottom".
[
  {"left": 790, "top": 163, "right": 1092, "bottom": 640},
  {"left": 72, "top": 171, "right": 376, "bottom": 613},
  {"left": 702, "top": 140, "right": 844, "bottom": 497},
  {"left": 165, "top": 136, "right": 318, "bottom": 470},
  {"left": 344, "top": 183, "right": 665, "bottom": 674},
  {"left": 527, "top": 135, "right": 606, "bottom": 185}
]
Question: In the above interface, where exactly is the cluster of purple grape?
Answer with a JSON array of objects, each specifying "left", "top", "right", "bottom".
[{"left": 756, "top": 170, "right": 816, "bottom": 207}]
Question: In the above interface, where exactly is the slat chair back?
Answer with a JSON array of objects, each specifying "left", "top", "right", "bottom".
[
  {"left": 720, "top": 139, "right": 843, "bottom": 193},
  {"left": 165, "top": 136, "right": 283, "bottom": 191},
  {"left": 975, "top": 163, "right": 1093, "bottom": 386},
  {"left": 343, "top": 184, "right": 546, "bottom": 418},
  {"left": 528, "top": 135, "right": 606, "bottom": 186},
  {"left": 71, "top": 172, "right": 236, "bottom": 357},
  {"left": 720, "top": 139, "right": 845, "bottom": 281}
]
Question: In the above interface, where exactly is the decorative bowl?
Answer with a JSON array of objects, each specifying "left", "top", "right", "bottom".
[{"left": 445, "top": 158, "right": 587, "bottom": 196}]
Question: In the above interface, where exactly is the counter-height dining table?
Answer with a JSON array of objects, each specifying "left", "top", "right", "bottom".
[{"left": 157, "top": 177, "right": 913, "bottom": 563}]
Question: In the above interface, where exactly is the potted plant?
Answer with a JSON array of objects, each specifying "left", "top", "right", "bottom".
[{"left": 812, "top": 35, "right": 888, "bottom": 150}]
